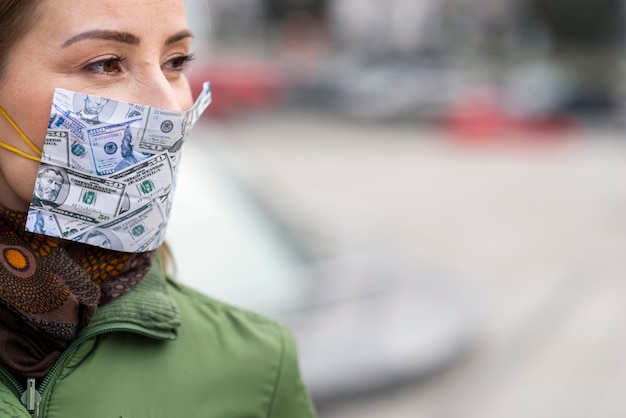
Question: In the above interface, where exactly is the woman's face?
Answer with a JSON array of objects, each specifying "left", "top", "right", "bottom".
[{"left": 0, "top": 0, "right": 194, "bottom": 210}]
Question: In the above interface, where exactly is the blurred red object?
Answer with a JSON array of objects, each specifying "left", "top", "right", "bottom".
[
  {"left": 187, "top": 58, "right": 289, "bottom": 119},
  {"left": 445, "top": 90, "right": 507, "bottom": 139},
  {"left": 443, "top": 89, "right": 577, "bottom": 147}
]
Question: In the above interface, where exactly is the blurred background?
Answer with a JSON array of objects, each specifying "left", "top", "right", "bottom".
[{"left": 167, "top": 1, "right": 626, "bottom": 416}]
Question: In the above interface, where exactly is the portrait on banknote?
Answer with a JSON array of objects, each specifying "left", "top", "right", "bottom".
[
  {"left": 114, "top": 125, "right": 145, "bottom": 171},
  {"left": 79, "top": 228, "right": 121, "bottom": 250},
  {"left": 86, "top": 120, "right": 145, "bottom": 176},
  {"left": 73, "top": 92, "right": 117, "bottom": 125},
  {"left": 26, "top": 208, "right": 62, "bottom": 237},
  {"left": 31, "top": 164, "right": 70, "bottom": 208}
]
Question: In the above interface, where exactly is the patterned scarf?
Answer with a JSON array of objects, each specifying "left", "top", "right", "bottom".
[{"left": 0, "top": 208, "right": 154, "bottom": 380}]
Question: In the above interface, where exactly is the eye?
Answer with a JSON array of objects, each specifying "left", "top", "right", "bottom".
[
  {"left": 163, "top": 53, "right": 195, "bottom": 72},
  {"left": 84, "top": 57, "right": 125, "bottom": 75}
]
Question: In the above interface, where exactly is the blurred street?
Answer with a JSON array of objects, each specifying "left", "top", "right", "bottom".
[
  {"left": 176, "top": 0, "right": 626, "bottom": 415},
  {"left": 175, "top": 112, "right": 626, "bottom": 418}
]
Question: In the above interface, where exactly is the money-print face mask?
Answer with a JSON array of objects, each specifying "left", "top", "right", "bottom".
[{"left": 4, "top": 82, "right": 211, "bottom": 252}]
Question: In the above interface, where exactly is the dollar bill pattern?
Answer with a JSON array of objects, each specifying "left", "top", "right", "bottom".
[
  {"left": 84, "top": 119, "right": 144, "bottom": 175},
  {"left": 26, "top": 83, "right": 211, "bottom": 252},
  {"left": 109, "top": 152, "right": 173, "bottom": 214},
  {"left": 77, "top": 199, "right": 167, "bottom": 252},
  {"left": 41, "top": 130, "right": 70, "bottom": 167},
  {"left": 137, "top": 82, "right": 211, "bottom": 154}
]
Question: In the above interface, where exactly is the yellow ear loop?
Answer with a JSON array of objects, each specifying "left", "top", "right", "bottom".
[
  {"left": 0, "top": 106, "right": 43, "bottom": 162},
  {"left": 0, "top": 141, "right": 42, "bottom": 162}
]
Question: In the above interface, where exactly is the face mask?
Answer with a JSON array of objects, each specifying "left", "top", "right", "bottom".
[{"left": 0, "top": 82, "right": 211, "bottom": 252}]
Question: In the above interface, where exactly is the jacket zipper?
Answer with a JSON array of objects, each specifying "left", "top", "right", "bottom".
[
  {"left": 20, "top": 378, "right": 41, "bottom": 418},
  {"left": 0, "top": 325, "right": 175, "bottom": 418}
]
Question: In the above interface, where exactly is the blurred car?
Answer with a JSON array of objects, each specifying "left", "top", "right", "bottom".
[
  {"left": 166, "top": 135, "right": 475, "bottom": 406},
  {"left": 188, "top": 58, "right": 288, "bottom": 119}
]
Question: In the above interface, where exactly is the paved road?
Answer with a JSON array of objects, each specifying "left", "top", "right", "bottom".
[{"left": 182, "top": 113, "right": 626, "bottom": 418}]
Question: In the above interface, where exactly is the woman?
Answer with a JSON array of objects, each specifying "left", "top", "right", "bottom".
[{"left": 0, "top": 1, "right": 316, "bottom": 417}]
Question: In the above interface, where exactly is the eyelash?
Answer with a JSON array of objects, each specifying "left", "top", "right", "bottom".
[
  {"left": 83, "top": 53, "right": 196, "bottom": 76},
  {"left": 84, "top": 56, "right": 126, "bottom": 76},
  {"left": 165, "top": 53, "right": 196, "bottom": 72}
]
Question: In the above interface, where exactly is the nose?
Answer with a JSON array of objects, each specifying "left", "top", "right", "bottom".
[{"left": 131, "top": 68, "right": 187, "bottom": 111}]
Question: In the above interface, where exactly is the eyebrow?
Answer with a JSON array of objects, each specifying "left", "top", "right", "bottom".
[
  {"left": 62, "top": 29, "right": 193, "bottom": 48},
  {"left": 165, "top": 30, "right": 194, "bottom": 45},
  {"left": 63, "top": 30, "right": 140, "bottom": 47}
]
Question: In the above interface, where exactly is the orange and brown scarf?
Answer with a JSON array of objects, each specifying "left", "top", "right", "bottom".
[{"left": 0, "top": 208, "right": 154, "bottom": 380}]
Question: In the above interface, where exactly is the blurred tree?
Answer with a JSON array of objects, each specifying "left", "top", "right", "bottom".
[
  {"left": 528, "top": 0, "right": 623, "bottom": 46},
  {"left": 524, "top": 0, "right": 624, "bottom": 116},
  {"left": 263, "top": 0, "right": 327, "bottom": 21}
]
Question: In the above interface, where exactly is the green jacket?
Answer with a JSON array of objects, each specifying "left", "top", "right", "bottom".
[{"left": 0, "top": 257, "right": 317, "bottom": 417}]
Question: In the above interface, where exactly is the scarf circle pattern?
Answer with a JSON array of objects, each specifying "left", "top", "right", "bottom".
[{"left": 0, "top": 208, "right": 154, "bottom": 379}]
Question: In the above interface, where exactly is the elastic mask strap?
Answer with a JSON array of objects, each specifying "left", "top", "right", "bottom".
[
  {"left": 0, "top": 142, "right": 42, "bottom": 162},
  {"left": 0, "top": 106, "right": 42, "bottom": 161}
]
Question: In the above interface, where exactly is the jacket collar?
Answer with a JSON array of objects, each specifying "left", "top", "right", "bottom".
[{"left": 82, "top": 254, "right": 181, "bottom": 339}]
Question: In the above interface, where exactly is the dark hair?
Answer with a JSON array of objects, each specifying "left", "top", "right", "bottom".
[{"left": 0, "top": 1, "right": 41, "bottom": 79}]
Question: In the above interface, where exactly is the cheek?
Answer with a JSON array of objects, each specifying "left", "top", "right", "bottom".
[
  {"left": 0, "top": 154, "right": 40, "bottom": 210},
  {"left": 0, "top": 74, "right": 53, "bottom": 209},
  {"left": 2, "top": 83, "right": 54, "bottom": 151},
  {"left": 15, "top": 95, "right": 54, "bottom": 151},
  {"left": 19, "top": 165, "right": 40, "bottom": 197}
]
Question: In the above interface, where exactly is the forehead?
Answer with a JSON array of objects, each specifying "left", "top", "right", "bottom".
[{"left": 31, "top": 0, "right": 189, "bottom": 44}]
